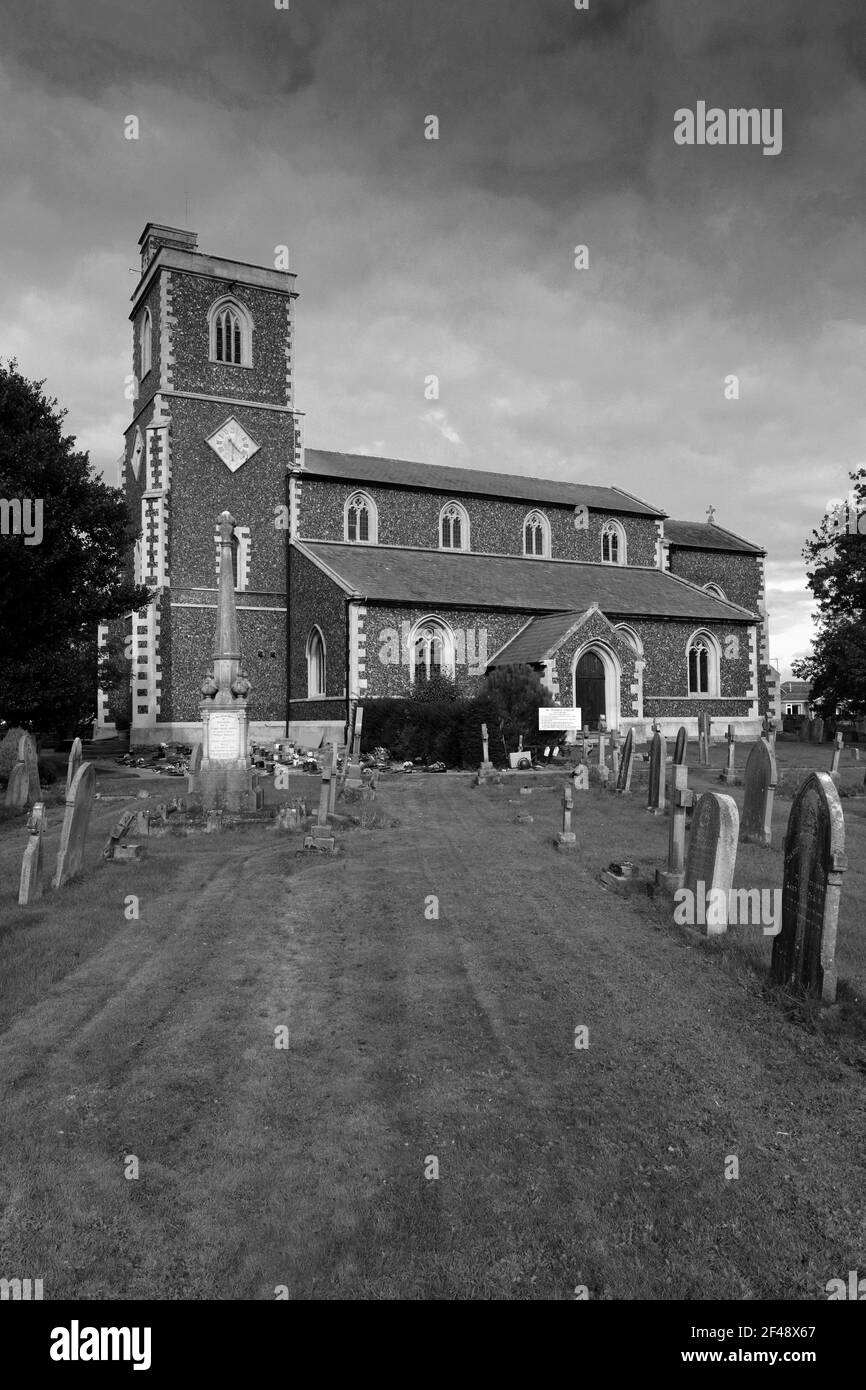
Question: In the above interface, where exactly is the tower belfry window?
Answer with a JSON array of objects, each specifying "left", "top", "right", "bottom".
[{"left": 209, "top": 298, "right": 252, "bottom": 367}]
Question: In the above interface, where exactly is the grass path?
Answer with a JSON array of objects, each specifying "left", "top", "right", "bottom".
[{"left": 0, "top": 774, "right": 864, "bottom": 1299}]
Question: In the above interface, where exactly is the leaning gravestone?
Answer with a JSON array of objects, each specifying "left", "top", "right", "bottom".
[
  {"left": 65, "top": 737, "right": 83, "bottom": 798},
  {"left": 771, "top": 772, "right": 847, "bottom": 1004},
  {"left": 740, "top": 737, "right": 777, "bottom": 846},
  {"left": 53, "top": 762, "right": 97, "bottom": 888},
  {"left": 647, "top": 729, "right": 667, "bottom": 815},
  {"left": 673, "top": 726, "right": 687, "bottom": 766},
  {"left": 615, "top": 728, "right": 634, "bottom": 793},
  {"left": 683, "top": 791, "right": 740, "bottom": 934},
  {"left": 19, "top": 802, "right": 47, "bottom": 905}
]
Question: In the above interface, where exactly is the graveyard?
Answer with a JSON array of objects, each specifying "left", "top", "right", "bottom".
[{"left": 0, "top": 726, "right": 864, "bottom": 1300}]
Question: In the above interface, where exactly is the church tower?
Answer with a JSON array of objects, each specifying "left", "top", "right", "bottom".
[{"left": 117, "top": 223, "right": 301, "bottom": 745}]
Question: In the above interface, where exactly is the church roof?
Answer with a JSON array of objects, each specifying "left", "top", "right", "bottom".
[
  {"left": 302, "top": 449, "right": 664, "bottom": 517},
  {"left": 664, "top": 519, "right": 764, "bottom": 554},
  {"left": 295, "top": 541, "right": 757, "bottom": 621}
]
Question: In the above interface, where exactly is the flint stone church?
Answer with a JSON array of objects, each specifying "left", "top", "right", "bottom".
[{"left": 101, "top": 224, "right": 778, "bottom": 748}]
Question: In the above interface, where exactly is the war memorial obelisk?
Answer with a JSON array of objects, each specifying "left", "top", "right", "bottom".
[{"left": 189, "top": 511, "right": 262, "bottom": 812}]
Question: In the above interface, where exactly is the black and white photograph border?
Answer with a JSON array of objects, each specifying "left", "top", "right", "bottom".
[{"left": 0, "top": 0, "right": 865, "bottom": 1349}]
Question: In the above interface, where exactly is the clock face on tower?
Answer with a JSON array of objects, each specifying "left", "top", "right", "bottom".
[{"left": 206, "top": 417, "right": 261, "bottom": 472}]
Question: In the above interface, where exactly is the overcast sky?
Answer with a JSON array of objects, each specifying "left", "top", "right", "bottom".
[{"left": 2, "top": 0, "right": 865, "bottom": 678}]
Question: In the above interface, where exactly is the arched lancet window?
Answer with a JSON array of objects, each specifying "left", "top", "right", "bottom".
[
  {"left": 613, "top": 624, "right": 643, "bottom": 655},
  {"left": 344, "top": 491, "right": 377, "bottom": 543},
  {"left": 307, "top": 627, "right": 326, "bottom": 697},
  {"left": 687, "top": 631, "right": 719, "bottom": 696},
  {"left": 523, "top": 510, "right": 550, "bottom": 558},
  {"left": 140, "top": 308, "right": 152, "bottom": 378},
  {"left": 208, "top": 297, "right": 253, "bottom": 367},
  {"left": 601, "top": 520, "right": 626, "bottom": 565},
  {"left": 410, "top": 617, "right": 454, "bottom": 685},
  {"left": 440, "top": 501, "right": 469, "bottom": 551}
]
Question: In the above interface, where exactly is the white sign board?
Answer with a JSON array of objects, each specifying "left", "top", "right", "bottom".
[
  {"left": 539, "top": 707, "right": 581, "bottom": 731},
  {"left": 208, "top": 712, "right": 242, "bottom": 762}
]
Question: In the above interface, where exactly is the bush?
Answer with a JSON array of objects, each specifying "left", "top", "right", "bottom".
[
  {"left": 360, "top": 695, "right": 503, "bottom": 768},
  {"left": 0, "top": 726, "right": 28, "bottom": 785}
]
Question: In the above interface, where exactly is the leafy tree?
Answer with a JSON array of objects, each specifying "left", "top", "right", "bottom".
[
  {"left": 793, "top": 469, "right": 866, "bottom": 718},
  {"left": 0, "top": 361, "right": 150, "bottom": 734},
  {"left": 482, "top": 663, "right": 557, "bottom": 759}
]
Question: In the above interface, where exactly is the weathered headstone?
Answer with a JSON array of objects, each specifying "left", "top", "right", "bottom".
[
  {"left": 53, "top": 762, "right": 97, "bottom": 888},
  {"left": 657, "top": 766, "right": 694, "bottom": 892},
  {"left": 134, "top": 810, "right": 150, "bottom": 837},
  {"left": 103, "top": 810, "right": 137, "bottom": 861},
  {"left": 610, "top": 734, "right": 621, "bottom": 781},
  {"left": 799, "top": 715, "right": 811, "bottom": 743},
  {"left": 4, "top": 762, "right": 29, "bottom": 809},
  {"left": 673, "top": 726, "right": 687, "bottom": 766},
  {"left": 18, "top": 733, "right": 40, "bottom": 804},
  {"left": 771, "top": 772, "right": 847, "bottom": 1003},
  {"left": 682, "top": 791, "right": 740, "bottom": 934},
  {"left": 647, "top": 729, "right": 667, "bottom": 815},
  {"left": 187, "top": 743, "right": 203, "bottom": 785},
  {"left": 722, "top": 724, "right": 737, "bottom": 784},
  {"left": 739, "top": 737, "right": 777, "bottom": 846},
  {"left": 597, "top": 733, "right": 607, "bottom": 769},
  {"left": 65, "top": 737, "right": 83, "bottom": 798},
  {"left": 481, "top": 722, "right": 490, "bottom": 766},
  {"left": 556, "top": 784, "right": 576, "bottom": 850},
  {"left": 830, "top": 731, "right": 844, "bottom": 775},
  {"left": 811, "top": 716, "right": 825, "bottom": 745},
  {"left": 307, "top": 750, "right": 336, "bottom": 851},
  {"left": 18, "top": 802, "right": 47, "bottom": 905},
  {"left": 615, "top": 728, "right": 634, "bottom": 793}
]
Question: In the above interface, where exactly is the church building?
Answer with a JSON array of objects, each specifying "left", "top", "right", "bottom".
[{"left": 104, "top": 225, "right": 777, "bottom": 747}]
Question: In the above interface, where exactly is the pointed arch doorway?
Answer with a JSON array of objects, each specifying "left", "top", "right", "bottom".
[{"left": 572, "top": 644, "right": 621, "bottom": 731}]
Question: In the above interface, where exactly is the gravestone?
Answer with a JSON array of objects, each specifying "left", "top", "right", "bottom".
[
  {"left": 722, "top": 724, "right": 737, "bottom": 784},
  {"left": 761, "top": 713, "right": 778, "bottom": 746},
  {"left": 345, "top": 707, "right": 364, "bottom": 789},
  {"left": 610, "top": 734, "right": 621, "bottom": 781},
  {"left": 673, "top": 726, "right": 687, "bottom": 766},
  {"left": 597, "top": 734, "right": 607, "bottom": 769},
  {"left": 306, "top": 750, "right": 336, "bottom": 851},
  {"left": 53, "top": 762, "right": 97, "bottom": 888},
  {"left": 657, "top": 766, "right": 694, "bottom": 892},
  {"left": 481, "top": 723, "right": 490, "bottom": 764},
  {"left": 811, "top": 716, "right": 825, "bottom": 745},
  {"left": 187, "top": 743, "right": 203, "bottom": 788},
  {"left": 615, "top": 728, "right": 634, "bottom": 793},
  {"left": 103, "top": 810, "right": 137, "bottom": 861},
  {"left": 698, "top": 712, "right": 711, "bottom": 766},
  {"left": 18, "top": 802, "right": 47, "bottom": 906},
  {"left": 647, "top": 729, "right": 667, "bottom": 815},
  {"left": 799, "top": 715, "right": 811, "bottom": 743},
  {"left": 18, "top": 733, "right": 40, "bottom": 804},
  {"left": 556, "top": 784, "right": 576, "bottom": 850},
  {"left": 683, "top": 791, "right": 740, "bottom": 934},
  {"left": 771, "top": 772, "right": 847, "bottom": 1003},
  {"left": 134, "top": 810, "right": 150, "bottom": 837},
  {"left": 326, "top": 742, "right": 339, "bottom": 815},
  {"left": 739, "top": 737, "right": 777, "bottom": 846},
  {"left": 4, "top": 762, "right": 29, "bottom": 810},
  {"left": 830, "top": 732, "right": 844, "bottom": 775},
  {"left": 65, "top": 737, "right": 83, "bottom": 798}
]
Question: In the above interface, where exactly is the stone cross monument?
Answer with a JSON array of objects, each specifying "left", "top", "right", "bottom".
[{"left": 189, "top": 511, "right": 261, "bottom": 812}]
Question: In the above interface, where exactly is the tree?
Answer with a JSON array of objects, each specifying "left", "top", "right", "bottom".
[
  {"left": 0, "top": 361, "right": 150, "bottom": 733},
  {"left": 793, "top": 469, "right": 866, "bottom": 717},
  {"left": 482, "top": 663, "right": 556, "bottom": 759}
]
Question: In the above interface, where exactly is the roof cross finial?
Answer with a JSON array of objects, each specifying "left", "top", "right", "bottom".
[{"left": 706, "top": 504, "right": 716, "bottom": 525}]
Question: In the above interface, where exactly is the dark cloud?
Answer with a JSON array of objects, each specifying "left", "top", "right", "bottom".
[{"left": 1, "top": 0, "right": 865, "bottom": 676}]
